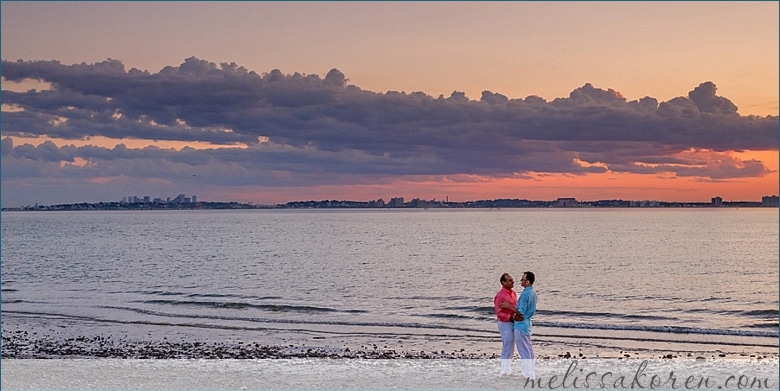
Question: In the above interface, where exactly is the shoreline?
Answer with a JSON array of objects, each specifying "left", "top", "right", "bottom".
[
  {"left": 3, "top": 311, "right": 776, "bottom": 361},
  {"left": 4, "top": 318, "right": 778, "bottom": 390},
  {"left": 3, "top": 329, "right": 777, "bottom": 361}
]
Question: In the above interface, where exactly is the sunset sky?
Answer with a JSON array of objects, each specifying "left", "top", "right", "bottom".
[{"left": 2, "top": 2, "right": 778, "bottom": 208}]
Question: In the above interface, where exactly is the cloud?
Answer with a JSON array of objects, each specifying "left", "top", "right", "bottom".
[
  {"left": 687, "top": 81, "right": 738, "bottom": 115},
  {"left": 1, "top": 57, "right": 777, "bottom": 204}
]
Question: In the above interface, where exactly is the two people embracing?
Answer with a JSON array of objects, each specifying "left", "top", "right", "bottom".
[{"left": 493, "top": 271, "right": 537, "bottom": 379}]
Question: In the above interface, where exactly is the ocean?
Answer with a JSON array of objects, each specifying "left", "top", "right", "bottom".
[{"left": 2, "top": 208, "right": 777, "bottom": 362}]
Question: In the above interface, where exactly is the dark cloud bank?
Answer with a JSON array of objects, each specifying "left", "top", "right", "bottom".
[{"left": 1, "top": 57, "right": 777, "bottom": 203}]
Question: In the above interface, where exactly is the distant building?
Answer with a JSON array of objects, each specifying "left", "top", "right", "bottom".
[
  {"left": 171, "top": 194, "right": 187, "bottom": 203},
  {"left": 388, "top": 197, "right": 405, "bottom": 208},
  {"left": 555, "top": 197, "right": 577, "bottom": 207},
  {"left": 368, "top": 198, "right": 385, "bottom": 208},
  {"left": 762, "top": 195, "right": 779, "bottom": 207},
  {"left": 408, "top": 198, "right": 429, "bottom": 208},
  {"left": 711, "top": 196, "right": 723, "bottom": 207}
]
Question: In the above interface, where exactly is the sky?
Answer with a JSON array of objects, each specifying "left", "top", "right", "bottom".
[{"left": 1, "top": 2, "right": 778, "bottom": 208}]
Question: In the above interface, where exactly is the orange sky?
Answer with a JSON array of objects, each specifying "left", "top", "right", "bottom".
[{"left": 1, "top": 2, "right": 777, "bottom": 207}]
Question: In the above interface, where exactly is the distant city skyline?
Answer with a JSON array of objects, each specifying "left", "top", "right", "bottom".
[
  {"left": 122, "top": 193, "right": 196, "bottom": 204},
  {"left": 6, "top": 192, "right": 778, "bottom": 210},
  {"left": 6, "top": 193, "right": 778, "bottom": 211},
  {"left": 2, "top": 3, "right": 777, "bottom": 208},
  {"left": 118, "top": 192, "right": 777, "bottom": 204}
]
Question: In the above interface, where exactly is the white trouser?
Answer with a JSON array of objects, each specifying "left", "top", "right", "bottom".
[
  {"left": 497, "top": 321, "right": 515, "bottom": 375},
  {"left": 514, "top": 330, "right": 535, "bottom": 379}
]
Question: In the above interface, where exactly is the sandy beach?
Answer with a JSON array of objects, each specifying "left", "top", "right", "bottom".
[
  {"left": 3, "top": 357, "right": 778, "bottom": 390},
  {"left": 3, "top": 324, "right": 778, "bottom": 390}
]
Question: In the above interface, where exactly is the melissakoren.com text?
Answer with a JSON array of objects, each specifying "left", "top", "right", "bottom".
[{"left": 519, "top": 360, "right": 777, "bottom": 390}]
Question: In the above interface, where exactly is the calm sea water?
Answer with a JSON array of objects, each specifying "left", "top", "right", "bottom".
[{"left": 1, "top": 208, "right": 778, "bottom": 357}]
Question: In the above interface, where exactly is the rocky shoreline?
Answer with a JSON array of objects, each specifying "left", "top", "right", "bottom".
[
  {"left": 1, "top": 329, "right": 498, "bottom": 359},
  {"left": 4, "top": 329, "right": 777, "bottom": 361}
]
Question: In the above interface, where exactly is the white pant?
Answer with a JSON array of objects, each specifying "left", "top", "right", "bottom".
[
  {"left": 497, "top": 321, "right": 515, "bottom": 359},
  {"left": 514, "top": 330, "right": 535, "bottom": 379},
  {"left": 496, "top": 321, "right": 515, "bottom": 375}
]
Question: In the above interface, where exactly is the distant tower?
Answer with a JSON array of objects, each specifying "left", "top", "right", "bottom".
[{"left": 711, "top": 196, "right": 723, "bottom": 207}]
